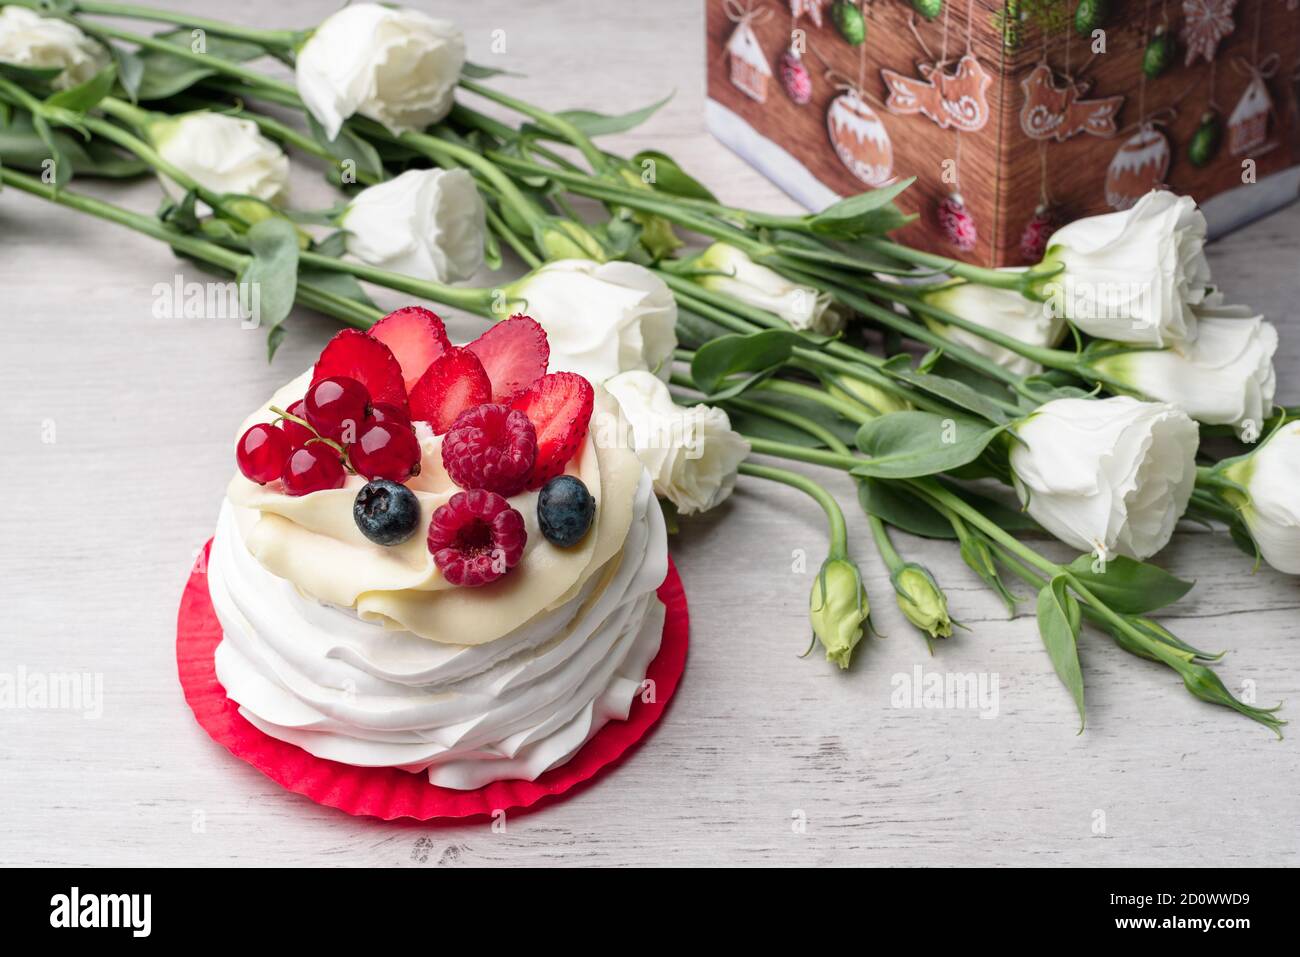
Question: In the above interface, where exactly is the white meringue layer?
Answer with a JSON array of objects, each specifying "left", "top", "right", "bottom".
[{"left": 207, "top": 472, "right": 668, "bottom": 790}]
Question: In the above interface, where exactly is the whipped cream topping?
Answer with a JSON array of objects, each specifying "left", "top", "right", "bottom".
[{"left": 207, "top": 370, "right": 670, "bottom": 789}]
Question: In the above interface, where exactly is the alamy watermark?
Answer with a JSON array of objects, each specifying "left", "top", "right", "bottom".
[
  {"left": 152, "top": 274, "right": 261, "bottom": 328},
  {"left": 0, "top": 666, "right": 103, "bottom": 719},
  {"left": 891, "top": 665, "right": 999, "bottom": 719}
]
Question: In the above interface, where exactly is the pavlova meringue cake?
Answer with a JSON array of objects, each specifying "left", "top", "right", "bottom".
[{"left": 208, "top": 307, "right": 668, "bottom": 790}]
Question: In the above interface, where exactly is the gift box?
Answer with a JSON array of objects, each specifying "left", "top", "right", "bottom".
[{"left": 706, "top": 0, "right": 1300, "bottom": 266}]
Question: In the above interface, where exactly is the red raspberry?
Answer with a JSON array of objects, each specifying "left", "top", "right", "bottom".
[
  {"left": 441, "top": 404, "right": 537, "bottom": 496},
  {"left": 427, "top": 489, "right": 527, "bottom": 587}
]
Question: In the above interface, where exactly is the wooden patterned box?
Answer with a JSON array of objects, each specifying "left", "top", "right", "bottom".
[{"left": 706, "top": 0, "right": 1300, "bottom": 266}]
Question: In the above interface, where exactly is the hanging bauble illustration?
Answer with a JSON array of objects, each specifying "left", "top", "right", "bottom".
[
  {"left": 779, "top": 47, "right": 813, "bottom": 105},
  {"left": 832, "top": 0, "right": 866, "bottom": 46},
  {"left": 937, "top": 192, "right": 977, "bottom": 252},
  {"left": 826, "top": 88, "right": 894, "bottom": 187},
  {"left": 1188, "top": 110, "right": 1223, "bottom": 167},
  {"left": 1074, "top": 0, "right": 1108, "bottom": 36},
  {"left": 1143, "top": 25, "right": 1176, "bottom": 78},
  {"left": 1105, "top": 125, "right": 1171, "bottom": 210},
  {"left": 1019, "top": 204, "right": 1056, "bottom": 262},
  {"left": 912, "top": 0, "right": 944, "bottom": 20}
]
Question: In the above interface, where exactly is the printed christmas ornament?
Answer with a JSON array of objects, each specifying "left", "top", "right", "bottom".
[
  {"left": 1228, "top": 72, "right": 1272, "bottom": 155},
  {"left": 724, "top": 5, "right": 772, "bottom": 103},
  {"left": 881, "top": 52, "right": 993, "bottom": 132},
  {"left": 1019, "top": 204, "right": 1055, "bottom": 262},
  {"left": 937, "top": 192, "right": 977, "bottom": 252},
  {"left": 912, "top": 0, "right": 944, "bottom": 19},
  {"left": 1181, "top": 0, "right": 1237, "bottom": 67},
  {"left": 1143, "top": 25, "right": 1176, "bottom": 78},
  {"left": 832, "top": 0, "right": 866, "bottom": 46},
  {"left": 1074, "top": 0, "right": 1108, "bottom": 36},
  {"left": 826, "top": 88, "right": 894, "bottom": 186},
  {"left": 1188, "top": 110, "right": 1223, "bottom": 166},
  {"left": 790, "top": 0, "right": 825, "bottom": 27},
  {"left": 779, "top": 46, "right": 813, "bottom": 105},
  {"left": 1020, "top": 63, "right": 1124, "bottom": 141},
  {"left": 1105, "top": 125, "right": 1171, "bottom": 210}
]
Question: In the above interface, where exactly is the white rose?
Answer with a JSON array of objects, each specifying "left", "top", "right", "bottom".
[
  {"left": 922, "top": 274, "right": 1066, "bottom": 376},
  {"left": 343, "top": 169, "right": 485, "bottom": 283},
  {"left": 1224, "top": 422, "right": 1300, "bottom": 575},
  {"left": 1089, "top": 303, "right": 1278, "bottom": 439},
  {"left": 507, "top": 260, "right": 678, "bottom": 384},
  {"left": 604, "top": 370, "right": 750, "bottom": 515},
  {"left": 1010, "top": 396, "right": 1199, "bottom": 560},
  {"left": 0, "top": 7, "right": 109, "bottom": 90},
  {"left": 694, "top": 242, "right": 847, "bottom": 334},
  {"left": 151, "top": 112, "right": 289, "bottom": 205},
  {"left": 1043, "top": 190, "right": 1212, "bottom": 348},
  {"left": 295, "top": 4, "right": 465, "bottom": 140}
]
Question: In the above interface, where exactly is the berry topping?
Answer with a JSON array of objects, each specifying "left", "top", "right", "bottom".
[
  {"left": 354, "top": 479, "right": 422, "bottom": 546},
  {"left": 537, "top": 475, "right": 596, "bottom": 548},
  {"left": 350, "top": 419, "right": 423, "bottom": 482},
  {"left": 408, "top": 347, "right": 492, "bottom": 434},
  {"left": 509, "top": 372, "right": 595, "bottom": 489},
  {"left": 304, "top": 375, "right": 370, "bottom": 443},
  {"left": 427, "top": 489, "right": 527, "bottom": 587},
  {"left": 278, "top": 399, "right": 315, "bottom": 448},
  {"left": 313, "top": 328, "right": 408, "bottom": 411},
  {"left": 441, "top": 403, "right": 537, "bottom": 497},
  {"left": 466, "top": 315, "right": 550, "bottom": 403},
  {"left": 367, "top": 402, "right": 411, "bottom": 428},
  {"left": 368, "top": 306, "right": 451, "bottom": 391},
  {"left": 237, "top": 422, "right": 291, "bottom": 485},
  {"left": 282, "top": 444, "right": 346, "bottom": 496}
]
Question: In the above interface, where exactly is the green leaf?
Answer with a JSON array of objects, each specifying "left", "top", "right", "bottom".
[
  {"left": 555, "top": 93, "right": 672, "bottom": 137},
  {"left": 460, "top": 61, "right": 522, "bottom": 79},
  {"left": 45, "top": 64, "right": 116, "bottom": 114},
  {"left": 882, "top": 356, "right": 1011, "bottom": 424},
  {"left": 857, "top": 478, "right": 956, "bottom": 539},
  {"left": 853, "top": 411, "right": 1007, "bottom": 479},
  {"left": 690, "top": 329, "right": 804, "bottom": 394},
  {"left": 305, "top": 113, "right": 385, "bottom": 185},
  {"left": 311, "top": 230, "right": 349, "bottom": 258},
  {"left": 0, "top": 112, "right": 147, "bottom": 178},
  {"left": 30, "top": 113, "right": 71, "bottom": 188},
  {"left": 632, "top": 150, "right": 717, "bottom": 202},
  {"left": 942, "top": 480, "right": 1040, "bottom": 533},
  {"left": 109, "top": 44, "right": 145, "bottom": 103},
  {"left": 765, "top": 231, "right": 916, "bottom": 274},
  {"left": 135, "top": 30, "right": 265, "bottom": 101},
  {"left": 675, "top": 306, "right": 731, "bottom": 350},
  {"left": 1065, "top": 555, "right": 1194, "bottom": 614},
  {"left": 1036, "top": 575, "right": 1086, "bottom": 731},
  {"left": 237, "top": 218, "right": 300, "bottom": 358},
  {"left": 724, "top": 407, "right": 823, "bottom": 447},
  {"left": 807, "top": 178, "right": 915, "bottom": 237},
  {"left": 297, "top": 267, "right": 378, "bottom": 309},
  {"left": 0, "top": 62, "right": 62, "bottom": 86}
]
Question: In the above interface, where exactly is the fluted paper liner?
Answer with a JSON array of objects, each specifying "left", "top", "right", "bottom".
[{"left": 177, "top": 539, "right": 688, "bottom": 821}]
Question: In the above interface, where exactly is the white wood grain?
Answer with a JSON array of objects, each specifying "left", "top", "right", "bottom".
[{"left": 0, "top": 0, "right": 1297, "bottom": 867}]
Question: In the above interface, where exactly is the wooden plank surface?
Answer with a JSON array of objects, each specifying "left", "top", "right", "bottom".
[{"left": 0, "top": 0, "right": 1297, "bottom": 867}]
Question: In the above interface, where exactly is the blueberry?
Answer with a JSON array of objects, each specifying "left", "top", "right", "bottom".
[
  {"left": 353, "top": 479, "right": 421, "bottom": 546},
  {"left": 537, "top": 475, "right": 595, "bottom": 548}
]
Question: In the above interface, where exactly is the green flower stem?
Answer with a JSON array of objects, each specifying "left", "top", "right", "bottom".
[
  {"left": 0, "top": 164, "right": 379, "bottom": 330},
  {"left": 293, "top": 250, "right": 496, "bottom": 317},
  {"left": 858, "top": 236, "right": 1055, "bottom": 293},
  {"left": 754, "top": 378, "right": 876, "bottom": 426},
  {"left": 486, "top": 204, "right": 542, "bottom": 269},
  {"left": 458, "top": 77, "right": 607, "bottom": 172},
  {"left": 0, "top": 163, "right": 245, "bottom": 270},
  {"left": 226, "top": 103, "right": 386, "bottom": 186},
  {"left": 737, "top": 462, "right": 848, "bottom": 559},
  {"left": 745, "top": 436, "right": 864, "bottom": 472},
  {"left": 57, "top": 0, "right": 301, "bottom": 48},
  {"left": 68, "top": 17, "right": 299, "bottom": 100}
]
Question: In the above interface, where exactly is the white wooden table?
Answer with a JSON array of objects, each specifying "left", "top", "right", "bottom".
[{"left": 1, "top": 0, "right": 1297, "bottom": 867}]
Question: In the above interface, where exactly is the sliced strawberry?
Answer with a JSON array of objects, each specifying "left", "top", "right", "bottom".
[
  {"left": 466, "top": 315, "right": 550, "bottom": 403},
  {"left": 409, "top": 347, "right": 492, "bottom": 434},
  {"left": 369, "top": 306, "right": 451, "bottom": 391},
  {"left": 509, "top": 372, "right": 595, "bottom": 489},
  {"left": 312, "top": 329, "right": 408, "bottom": 410}
]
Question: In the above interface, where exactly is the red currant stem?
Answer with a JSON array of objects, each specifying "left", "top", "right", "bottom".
[
  {"left": 304, "top": 436, "right": 355, "bottom": 473},
  {"left": 268, "top": 405, "right": 314, "bottom": 434}
]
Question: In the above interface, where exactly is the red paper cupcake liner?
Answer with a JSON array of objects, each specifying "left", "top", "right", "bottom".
[{"left": 176, "top": 539, "right": 688, "bottom": 821}]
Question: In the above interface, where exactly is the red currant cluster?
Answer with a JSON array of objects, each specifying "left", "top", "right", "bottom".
[{"left": 235, "top": 375, "right": 422, "bottom": 496}]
